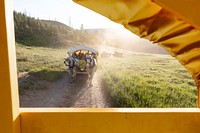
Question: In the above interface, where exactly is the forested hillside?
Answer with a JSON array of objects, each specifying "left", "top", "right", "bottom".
[
  {"left": 14, "top": 11, "right": 167, "bottom": 54},
  {"left": 14, "top": 11, "right": 100, "bottom": 48}
]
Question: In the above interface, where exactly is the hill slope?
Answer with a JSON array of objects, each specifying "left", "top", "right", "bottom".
[
  {"left": 14, "top": 11, "right": 168, "bottom": 54},
  {"left": 14, "top": 11, "right": 99, "bottom": 48}
]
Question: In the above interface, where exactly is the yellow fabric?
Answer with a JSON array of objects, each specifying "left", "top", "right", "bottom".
[
  {"left": 79, "top": 59, "right": 86, "bottom": 70},
  {"left": 73, "top": 0, "right": 200, "bottom": 86}
]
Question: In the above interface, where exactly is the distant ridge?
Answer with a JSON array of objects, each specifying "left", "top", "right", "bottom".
[
  {"left": 85, "top": 28, "right": 168, "bottom": 54},
  {"left": 40, "top": 20, "right": 73, "bottom": 29},
  {"left": 14, "top": 11, "right": 168, "bottom": 54},
  {"left": 14, "top": 11, "right": 99, "bottom": 48}
]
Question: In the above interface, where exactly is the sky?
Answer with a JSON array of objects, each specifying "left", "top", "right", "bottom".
[{"left": 13, "top": 0, "right": 123, "bottom": 29}]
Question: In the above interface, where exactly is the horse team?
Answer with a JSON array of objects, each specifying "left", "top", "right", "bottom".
[{"left": 64, "top": 50, "right": 97, "bottom": 85}]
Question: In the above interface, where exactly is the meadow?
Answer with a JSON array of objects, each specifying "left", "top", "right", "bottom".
[
  {"left": 99, "top": 53, "right": 197, "bottom": 107},
  {"left": 16, "top": 44, "right": 198, "bottom": 107},
  {"left": 16, "top": 43, "right": 67, "bottom": 93}
]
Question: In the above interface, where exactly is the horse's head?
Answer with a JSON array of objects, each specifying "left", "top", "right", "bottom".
[
  {"left": 64, "top": 57, "right": 74, "bottom": 70},
  {"left": 86, "top": 55, "right": 97, "bottom": 68},
  {"left": 86, "top": 55, "right": 92, "bottom": 68}
]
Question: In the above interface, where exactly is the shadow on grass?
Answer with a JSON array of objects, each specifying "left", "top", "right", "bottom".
[
  {"left": 30, "top": 70, "right": 66, "bottom": 82},
  {"left": 18, "top": 70, "right": 66, "bottom": 95}
]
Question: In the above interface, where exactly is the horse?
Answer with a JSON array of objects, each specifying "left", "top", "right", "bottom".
[
  {"left": 64, "top": 56, "right": 77, "bottom": 82},
  {"left": 86, "top": 55, "right": 97, "bottom": 86},
  {"left": 64, "top": 54, "right": 97, "bottom": 85}
]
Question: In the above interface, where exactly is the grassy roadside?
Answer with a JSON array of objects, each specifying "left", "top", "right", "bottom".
[
  {"left": 16, "top": 43, "right": 198, "bottom": 107},
  {"left": 16, "top": 43, "right": 67, "bottom": 93},
  {"left": 99, "top": 53, "right": 197, "bottom": 107}
]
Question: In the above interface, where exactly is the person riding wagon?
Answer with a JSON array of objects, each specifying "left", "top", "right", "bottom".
[{"left": 64, "top": 45, "right": 98, "bottom": 84}]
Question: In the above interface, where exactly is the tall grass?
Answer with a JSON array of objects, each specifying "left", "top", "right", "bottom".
[
  {"left": 16, "top": 43, "right": 67, "bottom": 81},
  {"left": 16, "top": 43, "right": 68, "bottom": 94},
  {"left": 100, "top": 53, "right": 197, "bottom": 107},
  {"left": 16, "top": 44, "right": 198, "bottom": 107}
]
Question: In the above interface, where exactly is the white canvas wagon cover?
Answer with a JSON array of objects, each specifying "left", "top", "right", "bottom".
[{"left": 68, "top": 45, "right": 98, "bottom": 55}]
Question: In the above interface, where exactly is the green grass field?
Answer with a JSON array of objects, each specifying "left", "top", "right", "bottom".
[
  {"left": 16, "top": 44, "right": 198, "bottom": 107},
  {"left": 16, "top": 43, "right": 68, "bottom": 94},
  {"left": 16, "top": 43, "right": 67, "bottom": 81},
  {"left": 99, "top": 53, "right": 197, "bottom": 107}
]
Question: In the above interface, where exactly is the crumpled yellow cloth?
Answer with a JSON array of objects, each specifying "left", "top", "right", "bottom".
[{"left": 74, "top": 0, "right": 200, "bottom": 87}]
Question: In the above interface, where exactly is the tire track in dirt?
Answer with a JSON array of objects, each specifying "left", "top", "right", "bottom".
[{"left": 19, "top": 70, "right": 111, "bottom": 107}]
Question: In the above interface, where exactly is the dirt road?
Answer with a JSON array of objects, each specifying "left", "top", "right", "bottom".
[{"left": 19, "top": 71, "right": 111, "bottom": 107}]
